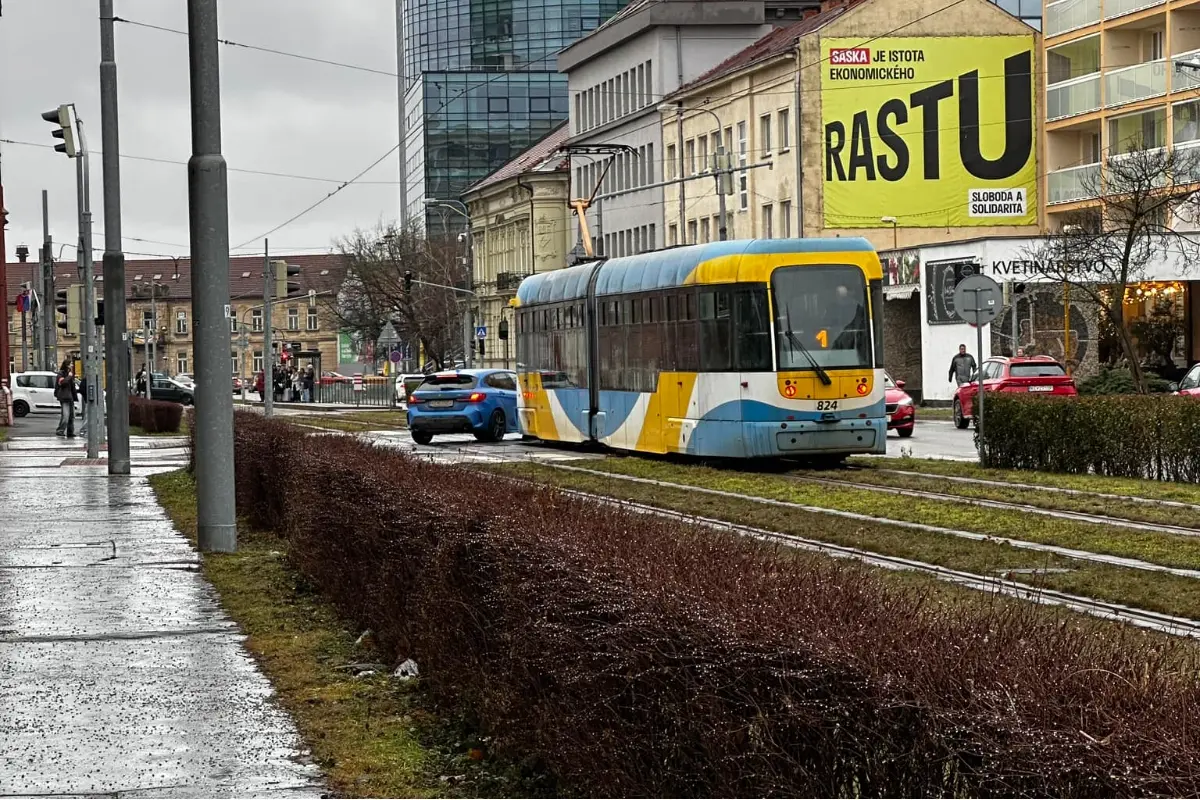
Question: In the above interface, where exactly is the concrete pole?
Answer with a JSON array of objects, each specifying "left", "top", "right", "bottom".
[
  {"left": 187, "top": 0, "right": 236, "bottom": 553},
  {"left": 144, "top": 320, "right": 150, "bottom": 398},
  {"left": 263, "top": 240, "right": 273, "bottom": 417},
  {"left": 74, "top": 118, "right": 103, "bottom": 459},
  {"left": 100, "top": 0, "right": 130, "bottom": 474},
  {"left": 42, "top": 192, "right": 55, "bottom": 369},
  {"left": 150, "top": 285, "right": 157, "bottom": 371}
]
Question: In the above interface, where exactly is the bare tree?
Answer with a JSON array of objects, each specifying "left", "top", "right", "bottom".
[
  {"left": 326, "top": 221, "right": 469, "bottom": 370},
  {"left": 1029, "top": 141, "right": 1200, "bottom": 392}
]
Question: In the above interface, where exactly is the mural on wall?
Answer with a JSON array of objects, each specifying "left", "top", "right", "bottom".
[
  {"left": 883, "top": 249, "right": 920, "bottom": 287},
  {"left": 990, "top": 289, "right": 1095, "bottom": 373},
  {"left": 925, "top": 259, "right": 980, "bottom": 324}
]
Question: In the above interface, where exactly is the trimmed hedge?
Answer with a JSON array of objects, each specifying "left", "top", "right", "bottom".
[
  {"left": 981, "top": 393, "right": 1200, "bottom": 481},
  {"left": 130, "top": 396, "right": 183, "bottom": 433},
  {"left": 196, "top": 412, "right": 1200, "bottom": 796}
]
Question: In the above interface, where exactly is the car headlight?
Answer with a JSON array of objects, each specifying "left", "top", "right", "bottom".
[{"left": 897, "top": 397, "right": 913, "bottom": 407}]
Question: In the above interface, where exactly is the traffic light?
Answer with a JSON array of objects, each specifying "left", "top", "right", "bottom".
[
  {"left": 273, "top": 260, "right": 301, "bottom": 299},
  {"left": 41, "top": 105, "right": 78, "bottom": 158},
  {"left": 95, "top": 296, "right": 105, "bottom": 328},
  {"left": 55, "top": 284, "right": 82, "bottom": 336},
  {"left": 404, "top": 271, "right": 413, "bottom": 292},
  {"left": 498, "top": 319, "right": 509, "bottom": 341}
]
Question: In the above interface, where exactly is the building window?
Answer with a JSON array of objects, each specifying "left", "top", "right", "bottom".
[
  {"left": 762, "top": 204, "right": 773, "bottom": 238},
  {"left": 252, "top": 308, "right": 263, "bottom": 332},
  {"left": 307, "top": 308, "right": 319, "bottom": 331},
  {"left": 711, "top": 131, "right": 721, "bottom": 157},
  {"left": 488, "top": 96, "right": 509, "bottom": 114},
  {"left": 737, "top": 121, "right": 749, "bottom": 210},
  {"left": 635, "top": 63, "right": 645, "bottom": 107},
  {"left": 177, "top": 351, "right": 188, "bottom": 375},
  {"left": 669, "top": 223, "right": 679, "bottom": 246},
  {"left": 666, "top": 144, "right": 677, "bottom": 179},
  {"left": 649, "top": 223, "right": 656, "bottom": 250},
  {"left": 700, "top": 217, "right": 711, "bottom": 243},
  {"left": 175, "top": 310, "right": 188, "bottom": 336},
  {"left": 685, "top": 139, "right": 695, "bottom": 176},
  {"left": 760, "top": 114, "right": 772, "bottom": 155},
  {"left": 646, "top": 142, "right": 654, "bottom": 184},
  {"left": 699, "top": 135, "right": 709, "bottom": 174},
  {"left": 287, "top": 307, "right": 299, "bottom": 331},
  {"left": 230, "top": 352, "right": 238, "bottom": 376},
  {"left": 778, "top": 108, "right": 791, "bottom": 150},
  {"left": 229, "top": 316, "right": 239, "bottom": 333},
  {"left": 781, "top": 200, "right": 792, "bottom": 237},
  {"left": 574, "top": 93, "right": 582, "bottom": 132},
  {"left": 643, "top": 60, "right": 652, "bottom": 105},
  {"left": 687, "top": 219, "right": 697, "bottom": 243},
  {"left": 252, "top": 350, "right": 263, "bottom": 373}
]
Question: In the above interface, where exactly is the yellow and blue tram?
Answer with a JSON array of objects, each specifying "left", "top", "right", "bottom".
[{"left": 512, "top": 237, "right": 886, "bottom": 459}]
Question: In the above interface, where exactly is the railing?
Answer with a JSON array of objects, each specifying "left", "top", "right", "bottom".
[
  {"left": 1046, "top": 0, "right": 1100, "bottom": 36},
  {"left": 1047, "top": 163, "right": 1101, "bottom": 204},
  {"left": 1047, "top": 73, "right": 1101, "bottom": 120},
  {"left": 1105, "top": 59, "right": 1167, "bottom": 108},
  {"left": 1104, "top": 0, "right": 1165, "bottom": 21},
  {"left": 1174, "top": 49, "right": 1200, "bottom": 92},
  {"left": 1171, "top": 140, "right": 1200, "bottom": 184},
  {"left": 314, "top": 378, "right": 396, "bottom": 407}
]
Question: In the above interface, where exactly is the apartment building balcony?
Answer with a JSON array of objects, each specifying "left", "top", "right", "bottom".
[
  {"left": 1046, "top": 0, "right": 1100, "bottom": 37},
  {"left": 1048, "top": 73, "right": 1102, "bottom": 120},
  {"left": 1175, "top": 49, "right": 1200, "bottom": 92},
  {"left": 1104, "top": 0, "right": 1165, "bottom": 21},
  {"left": 1105, "top": 59, "right": 1168, "bottom": 108},
  {"left": 1047, "top": 162, "right": 1101, "bottom": 204}
]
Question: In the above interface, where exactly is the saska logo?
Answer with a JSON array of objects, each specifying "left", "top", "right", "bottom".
[{"left": 829, "top": 47, "right": 870, "bottom": 65}]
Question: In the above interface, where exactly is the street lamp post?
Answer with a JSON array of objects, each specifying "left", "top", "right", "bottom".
[{"left": 423, "top": 198, "right": 475, "bottom": 367}]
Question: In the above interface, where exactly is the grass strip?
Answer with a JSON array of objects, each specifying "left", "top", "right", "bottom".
[
  {"left": 150, "top": 468, "right": 546, "bottom": 799},
  {"left": 284, "top": 412, "right": 407, "bottom": 434},
  {"left": 580, "top": 457, "right": 1200, "bottom": 573},
  {"left": 915, "top": 407, "right": 954, "bottom": 422},
  {"left": 804, "top": 468, "right": 1190, "bottom": 528},
  {"left": 854, "top": 456, "right": 1200, "bottom": 505},
  {"left": 484, "top": 461, "right": 1200, "bottom": 624}
]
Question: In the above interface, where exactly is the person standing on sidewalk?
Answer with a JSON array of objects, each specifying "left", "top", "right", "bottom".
[{"left": 54, "top": 360, "right": 77, "bottom": 438}]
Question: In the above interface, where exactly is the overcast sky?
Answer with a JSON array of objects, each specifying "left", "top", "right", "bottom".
[{"left": 0, "top": 0, "right": 400, "bottom": 264}]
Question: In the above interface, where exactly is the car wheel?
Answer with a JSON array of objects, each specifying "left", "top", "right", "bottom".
[
  {"left": 411, "top": 430, "right": 433, "bottom": 445},
  {"left": 953, "top": 399, "right": 969, "bottom": 429},
  {"left": 897, "top": 427, "right": 914, "bottom": 438},
  {"left": 182, "top": 395, "right": 194, "bottom": 406},
  {"left": 12, "top": 400, "right": 29, "bottom": 418},
  {"left": 479, "top": 409, "right": 505, "bottom": 443}
]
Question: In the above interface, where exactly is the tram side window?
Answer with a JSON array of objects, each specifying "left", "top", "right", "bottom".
[
  {"left": 700, "top": 289, "right": 732, "bottom": 372},
  {"left": 735, "top": 287, "right": 772, "bottom": 371},
  {"left": 676, "top": 290, "right": 700, "bottom": 372}
]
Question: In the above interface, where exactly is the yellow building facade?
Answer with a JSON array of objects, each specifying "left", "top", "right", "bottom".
[{"left": 462, "top": 123, "right": 574, "bottom": 370}]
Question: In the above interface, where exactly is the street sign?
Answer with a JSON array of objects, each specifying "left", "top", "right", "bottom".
[
  {"left": 952, "top": 274, "right": 1002, "bottom": 327},
  {"left": 377, "top": 321, "right": 401, "bottom": 349},
  {"left": 476, "top": 326, "right": 487, "bottom": 339},
  {"left": 389, "top": 348, "right": 402, "bottom": 363}
]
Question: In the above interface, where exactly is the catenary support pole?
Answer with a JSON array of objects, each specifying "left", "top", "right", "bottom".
[
  {"left": 263, "top": 239, "right": 273, "bottom": 418},
  {"left": 100, "top": 0, "right": 130, "bottom": 474},
  {"left": 75, "top": 116, "right": 103, "bottom": 459},
  {"left": 41, "top": 191, "right": 55, "bottom": 370},
  {"left": 187, "top": 0, "right": 236, "bottom": 553}
]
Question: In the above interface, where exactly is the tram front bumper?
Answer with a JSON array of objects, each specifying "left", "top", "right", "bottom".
[{"left": 746, "top": 418, "right": 886, "bottom": 457}]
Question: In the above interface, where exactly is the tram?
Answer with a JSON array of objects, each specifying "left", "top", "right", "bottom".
[{"left": 512, "top": 237, "right": 886, "bottom": 460}]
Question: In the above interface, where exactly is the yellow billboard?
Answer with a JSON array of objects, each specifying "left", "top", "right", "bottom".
[{"left": 820, "top": 36, "right": 1037, "bottom": 229}]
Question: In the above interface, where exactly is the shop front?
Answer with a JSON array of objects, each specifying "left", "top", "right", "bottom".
[{"left": 879, "top": 236, "right": 1200, "bottom": 403}]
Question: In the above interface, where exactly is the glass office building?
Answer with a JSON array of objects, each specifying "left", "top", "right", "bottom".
[
  {"left": 992, "top": 0, "right": 1040, "bottom": 29},
  {"left": 400, "top": 0, "right": 630, "bottom": 233}
]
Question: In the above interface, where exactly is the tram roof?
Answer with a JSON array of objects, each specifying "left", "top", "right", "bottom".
[{"left": 515, "top": 237, "right": 875, "bottom": 306}]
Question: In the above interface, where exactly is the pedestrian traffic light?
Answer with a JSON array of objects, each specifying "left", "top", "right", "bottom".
[
  {"left": 95, "top": 296, "right": 104, "bottom": 328},
  {"left": 41, "top": 104, "right": 78, "bottom": 158},
  {"left": 273, "top": 260, "right": 301, "bottom": 299},
  {"left": 55, "top": 284, "right": 82, "bottom": 336},
  {"left": 404, "top": 271, "right": 413, "bottom": 292}
]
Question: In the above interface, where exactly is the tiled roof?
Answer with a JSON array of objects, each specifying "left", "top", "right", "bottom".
[
  {"left": 667, "top": 5, "right": 847, "bottom": 99},
  {"left": 5, "top": 252, "right": 348, "bottom": 307},
  {"left": 464, "top": 121, "right": 571, "bottom": 195}
]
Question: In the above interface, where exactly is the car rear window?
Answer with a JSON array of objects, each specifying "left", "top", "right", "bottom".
[
  {"left": 417, "top": 374, "right": 477, "bottom": 390},
  {"left": 1010, "top": 363, "right": 1066, "bottom": 377}
]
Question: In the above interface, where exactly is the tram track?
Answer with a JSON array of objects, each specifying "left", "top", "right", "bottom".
[
  {"left": 528, "top": 479, "right": 1200, "bottom": 641},
  {"left": 785, "top": 473, "right": 1200, "bottom": 538}
]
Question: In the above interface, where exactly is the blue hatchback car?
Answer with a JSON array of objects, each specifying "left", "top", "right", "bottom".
[{"left": 407, "top": 369, "right": 520, "bottom": 445}]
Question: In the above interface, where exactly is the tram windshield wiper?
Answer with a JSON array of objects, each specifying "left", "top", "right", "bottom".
[{"left": 783, "top": 307, "right": 832, "bottom": 386}]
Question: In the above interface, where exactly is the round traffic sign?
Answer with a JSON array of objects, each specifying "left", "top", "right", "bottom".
[
  {"left": 952, "top": 274, "right": 1003, "bottom": 327},
  {"left": 389, "top": 349, "right": 402, "bottom": 363}
]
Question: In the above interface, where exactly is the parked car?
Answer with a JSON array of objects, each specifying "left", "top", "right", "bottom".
[
  {"left": 149, "top": 375, "right": 194, "bottom": 405},
  {"left": 10, "top": 371, "right": 103, "bottom": 417},
  {"left": 953, "top": 355, "right": 1077, "bottom": 429},
  {"left": 1170, "top": 363, "right": 1200, "bottom": 396},
  {"left": 175, "top": 373, "right": 196, "bottom": 389},
  {"left": 394, "top": 373, "right": 428, "bottom": 405},
  {"left": 406, "top": 369, "right": 519, "bottom": 445},
  {"left": 884, "top": 372, "right": 915, "bottom": 438}
]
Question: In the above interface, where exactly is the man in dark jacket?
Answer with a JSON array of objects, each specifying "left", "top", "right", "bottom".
[
  {"left": 948, "top": 344, "right": 977, "bottom": 386},
  {"left": 55, "top": 361, "right": 77, "bottom": 438}
]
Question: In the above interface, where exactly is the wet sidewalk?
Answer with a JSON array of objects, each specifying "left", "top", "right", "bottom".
[{"left": 0, "top": 435, "right": 324, "bottom": 797}]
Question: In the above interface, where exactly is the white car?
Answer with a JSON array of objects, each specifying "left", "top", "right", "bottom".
[{"left": 10, "top": 371, "right": 95, "bottom": 417}]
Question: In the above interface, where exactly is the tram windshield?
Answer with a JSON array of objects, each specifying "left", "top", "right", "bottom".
[{"left": 771, "top": 266, "right": 872, "bottom": 371}]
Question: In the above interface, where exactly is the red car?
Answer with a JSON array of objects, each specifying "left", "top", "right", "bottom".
[
  {"left": 885, "top": 371, "right": 915, "bottom": 437},
  {"left": 1171, "top": 364, "right": 1200, "bottom": 396},
  {"left": 953, "top": 355, "right": 1077, "bottom": 429}
]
